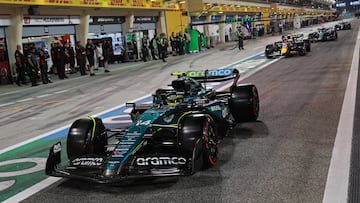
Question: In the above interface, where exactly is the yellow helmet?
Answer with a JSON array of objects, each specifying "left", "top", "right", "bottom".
[{"left": 166, "top": 95, "right": 184, "bottom": 107}]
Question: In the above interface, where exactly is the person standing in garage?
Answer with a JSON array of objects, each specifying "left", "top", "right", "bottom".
[
  {"left": 55, "top": 42, "right": 67, "bottom": 79},
  {"left": 85, "top": 39, "right": 96, "bottom": 76},
  {"left": 75, "top": 41, "right": 87, "bottom": 76},
  {"left": 39, "top": 44, "right": 52, "bottom": 84},
  {"left": 26, "top": 46, "right": 40, "bottom": 87},
  {"left": 14, "top": 44, "right": 26, "bottom": 86},
  {"left": 237, "top": 27, "right": 244, "bottom": 50},
  {"left": 159, "top": 33, "right": 168, "bottom": 62}
]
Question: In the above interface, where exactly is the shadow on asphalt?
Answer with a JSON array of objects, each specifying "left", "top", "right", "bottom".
[{"left": 230, "top": 120, "right": 269, "bottom": 139}]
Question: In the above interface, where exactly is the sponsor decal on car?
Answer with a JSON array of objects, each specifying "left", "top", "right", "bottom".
[
  {"left": 186, "top": 69, "right": 233, "bottom": 78},
  {"left": 136, "top": 156, "right": 187, "bottom": 166},
  {"left": 71, "top": 157, "right": 104, "bottom": 167},
  {"left": 52, "top": 142, "right": 61, "bottom": 153},
  {"left": 209, "top": 105, "right": 222, "bottom": 112}
]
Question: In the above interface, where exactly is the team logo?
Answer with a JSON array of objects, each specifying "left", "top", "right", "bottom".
[
  {"left": 186, "top": 69, "right": 233, "bottom": 78},
  {"left": 71, "top": 157, "right": 104, "bottom": 167},
  {"left": 136, "top": 157, "right": 187, "bottom": 166}
]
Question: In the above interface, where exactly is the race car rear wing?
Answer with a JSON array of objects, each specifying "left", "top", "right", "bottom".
[{"left": 172, "top": 68, "right": 240, "bottom": 85}]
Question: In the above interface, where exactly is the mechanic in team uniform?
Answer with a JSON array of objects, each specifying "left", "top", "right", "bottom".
[
  {"left": 141, "top": 36, "right": 149, "bottom": 62},
  {"left": 54, "top": 42, "right": 67, "bottom": 79},
  {"left": 67, "top": 42, "right": 76, "bottom": 74},
  {"left": 159, "top": 33, "right": 168, "bottom": 62},
  {"left": 85, "top": 39, "right": 96, "bottom": 76},
  {"left": 169, "top": 32, "right": 176, "bottom": 56},
  {"left": 49, "top": 43, "right": 56, "bottom": 74},
  {"left": 237, "top": 27, "right": 244, "bottom": 50},
  {"left": 149, "top": 35, "right": 158, "bottom": 60},
  {"left": 26, "top": 45, "right": 40, "bottom": 87},
  {"left": 14, "top": 44, "right": 27, "bottom": 86},
  {"left": 75, "top": 41, "right": 87, "bottom": 75},
  {"left": 102, "top": 39, "right": 111, "bottom": 72},
  {"left": 132, "top": 34, "right": 138, "bottom": 62},
  {"left": 39, "top": 44, "right": 52, "bottom": 84}
]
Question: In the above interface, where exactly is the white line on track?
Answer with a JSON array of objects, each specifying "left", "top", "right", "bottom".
[
  {"left": 53, "top": 90, "right": 68, "bottom": 94},
  {"left": 16, "top": 98, "right": 34, "bottom": 103},
  {"left": 36, "top": 94, "right": 53, "bottom": 98},
  {"left": 322, "top": 23, "right": 360, "bottom": 203},
  {"left": 0, "top": 102, "right": 15, "bottom": 108},
  {"left": 2, "top": 177, "right": 61, "bottom": 203}
]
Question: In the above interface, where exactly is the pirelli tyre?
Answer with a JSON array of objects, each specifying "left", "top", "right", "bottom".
[
  {"left": 179, "top": 115, "right": 218, "bottom": 170},
  {"left": 304, "top": 40, "right": 311, "bottom": 52},
  {"left": 299, "top": 48, "right": 306, "bottom": 56},
  {"left": 229, "top": 84, "right": 259, "bottom": 122},
  {"left": 66, "top": 117, "right": 108, "bottom": 160},
  {"left": 265, "top": 44, "right": 274, "bottom": 58}
]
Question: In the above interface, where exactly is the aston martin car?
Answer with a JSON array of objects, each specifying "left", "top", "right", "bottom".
[{"left": 45, "top": 68, "right": 260, "bottom": 183}]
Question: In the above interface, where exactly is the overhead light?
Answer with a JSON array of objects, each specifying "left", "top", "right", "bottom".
[{"left": 219, "top": 11, "right": 223, "bottom": 13}]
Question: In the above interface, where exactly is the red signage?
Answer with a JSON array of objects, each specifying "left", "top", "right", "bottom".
[
  {"left": 108, "top": 0, "right": 125, "bottom": 6},
  {"left": 131, "top": 0, "right": 144, "bottom": 7},
  {"left": 81, "top": 0, "right": 100, "bottom": 5}
]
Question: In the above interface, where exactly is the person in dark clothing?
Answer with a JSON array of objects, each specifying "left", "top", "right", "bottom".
[
  {"left": 50, "top": 43, "right": 56, "bottom": 74},
  {"left": 141, "top": 36, "right": 149, "bottom": 62},
  {"left": 26, "top": 47, "right": 39, "bottom": 87},
  {"left": 14, "top": 44, "right": 27, "bottom": 86},
  {"left": 102, "top": 40, "right": 111, "bottom": 72},
  {"left": 85, "top": 39, "right": 96, "bottom": 76},
  {"left": 236, "top": 27, "right": 244, "bottom": 50},
  {"left": 55, "top": 42, "right": 67, "bottom": 79},
  {"left": 67, "top": 43, "right": 75, "bottom": 73},
  {"left": 150, "top": 35, "right": 158, "bottom": 60},
  {"left": 39, "top": 44, "right": 52, "bottom": 84},
  {"left": 159, "top": 33, "right": 168, "bottom": 62},
  {"left": 174, "top": 33, "right": 180, "bottom": 56},
  {"left": 75, "top": 41, "right": 87, "bottom": 75},
  {"left": 178, "top": 32, "right": 185, "bottom": 55},
  {"left": 169, "top": 32, "right": 176, "bottom": 56},
  {"left": 132, "top": 34, "right": 138, "bottom": 61}
]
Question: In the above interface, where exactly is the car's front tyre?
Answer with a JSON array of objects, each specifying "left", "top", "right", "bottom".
[{"left": 66, "top": 117, "right": 107, "bottom": 160}]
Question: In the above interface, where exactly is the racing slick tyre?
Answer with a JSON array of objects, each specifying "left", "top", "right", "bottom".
[
  {"left": 265, "top": 44, "right": 274, "bottom": 58},
  {"left": 304, "top": 41, "right": 311, "bottom": 52},
  {"left": 229, "top": 84, "right": 259, "bottom": 122},
  {"left": 299, "top": 48, "right": 306, "bottom": 56},
  {"left": 179, "top": 115, "right": 218, "bottom": 170},
  {"left": 66, "top": 117, "right": 108, "bottom": 160}
]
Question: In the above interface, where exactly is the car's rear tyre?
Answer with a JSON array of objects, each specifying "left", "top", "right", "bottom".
[
  {"left": 229, "top": 84, "right": 259, "bottom": 122},
  {"left": 67, "top": 117, "right": 107, "bottom": 160},
  {"left": 299, "top": 48, "right": 306, "bottom": 56},
  {"left": 304, "top": 41, "right": 311, "bottom": 52},
  {"left": 202, "top": 119, "right": 218, "bottom": 169}
]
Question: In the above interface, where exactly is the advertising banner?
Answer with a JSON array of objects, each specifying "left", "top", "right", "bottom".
[{"left": 0, "top": 0, "right": 178, "bottom": 10}]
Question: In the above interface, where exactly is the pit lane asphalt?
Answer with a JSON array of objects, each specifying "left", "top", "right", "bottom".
[{"left": 2, "top": 20, "right": 358, "bottom": 202}]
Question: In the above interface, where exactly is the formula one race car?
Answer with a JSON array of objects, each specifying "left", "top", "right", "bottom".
[
  {"left": 335, "top": 22, "right": 351, "bottom": 30},
  {"left": 308, "top": 27, "right": 337, "bottom": 42},
  {"left": 45, "top": 68, "right": 260, "bottom": 183},
  {"left": 265, "top": 34, "right": 310, "bottom": 58}
]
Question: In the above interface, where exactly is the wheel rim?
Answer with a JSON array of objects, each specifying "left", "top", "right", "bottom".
[
  {"left": 252, "top": 87, "right": 259, "bottom": 119},
  {"left": 204, "top": 120, "right": 217, "bottom": 165}
]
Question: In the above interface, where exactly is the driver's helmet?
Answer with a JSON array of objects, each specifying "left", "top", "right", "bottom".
[{"left": 166, "top": 94, "right": 184, "bottom": 107}]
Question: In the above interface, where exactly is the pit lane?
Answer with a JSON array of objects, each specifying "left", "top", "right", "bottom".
[{"left": 1, "top": 21, "right": 358, "bottom": 202}]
